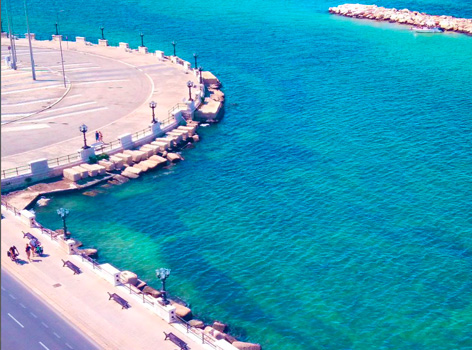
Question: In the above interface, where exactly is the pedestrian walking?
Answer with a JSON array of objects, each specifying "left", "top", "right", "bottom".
[
  {"left": 95, "top": 131, "right": 100, "bottom": 142},
  {"left": 98, "top": 131, "right": 104, "bottom": 143},
  {"left": 25, "top": 243, "right": 32, "bottom": 261}
]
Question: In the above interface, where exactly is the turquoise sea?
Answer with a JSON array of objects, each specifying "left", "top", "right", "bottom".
[{"left": 3, "top": 0, "right": 472, "bottom": 348}]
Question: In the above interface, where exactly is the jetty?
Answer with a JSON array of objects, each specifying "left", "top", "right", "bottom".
[{"left": 329, "top": 4, "right": 472, "bottom": 35}]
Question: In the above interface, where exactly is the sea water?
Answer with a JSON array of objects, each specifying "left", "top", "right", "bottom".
[{"left": 3, "top": 0, "right": 472, "bottom": 348}]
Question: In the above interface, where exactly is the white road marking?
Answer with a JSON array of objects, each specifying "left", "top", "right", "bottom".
[
  {"left": 8, "top": 313, "right": 24, "bottom": 328},
  {"left": 19, "top": 303, "right": 26, "bottom": 309},
  {"left": 47, "top": 62, "right": 97, "bottom": 69},
  {"left": 37, "top": 101, "right": 97, "bottom": 114},
  {"left": 39, "top": 341, "right": 50, "bottom": 350},
  {"left": 65, "top": 343, "right": 73, "bottom": 349},
  {"left": 64, "top": 66, "right": 101, "bottom": 72},
  {"left": 1, "top": 98, "right": 57, "bottom": 107},
  {"left": 1, "top": 71, "right": 35, "bottom": 78},
  {"left": 41, "top": 321, "right": 49, "bottom": 328},
  {"left": 53, "top": 332, "right": 61, "bottom": 339},
  {"left": 30, "top": 312, "right": 38, "bottom": 318},
  {"left": 2, "top": 84, "right": 65, "bottom": 95},
  {"left": 2, "top": 124, "right": 51, "bottom": 132},
  {"left": 74, "top": 79, "right": 129, "bottom": 85},
  {"left": 20, "top": 107, "right": 109, "bottom": 123},
  {"left": 9, "top": 293, "right": 16, "bottom": 300}
]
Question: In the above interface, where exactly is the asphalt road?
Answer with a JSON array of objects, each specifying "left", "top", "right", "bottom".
[{"left": 1, "top": 268, "right": 100, "bottom": 350}]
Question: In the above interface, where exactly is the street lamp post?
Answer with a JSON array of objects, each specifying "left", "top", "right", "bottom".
[
  {"left": 187, "top": 81, "right": 193, "bottom": 101},
  {"left": 24, "top": 0, "right": 36, "bottom": 80},
  {"left": 55, "top": 22, "right": 58, "bottom": 35},
  {"left": 193, "top": 53, "right": 198, "bottom": 68},
  {"left": 171, "top": 41, "right": 176, "bottom": 56},
  {"left": 149, "top": 101, "right": 157, "bottom": 124},
  {"left": 198, "top": 66, "right": 203, "bottom": 85},
  {"left": 100, "top": 26, "right": 105, "bottom": 40},
  {"left": 156, "top": 268, "right": 171, "bottom": 305},
  {"left": 140, "top": 32, "right": 144, "bottom": 47},
  {"left": 57, "top": 208, "right": 70, "bottom": 239},
  {"left": 79, "top": 124, "right": 90, "bottom": 149}
]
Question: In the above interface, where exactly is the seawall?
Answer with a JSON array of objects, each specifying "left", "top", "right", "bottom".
[{"left": 329, "top": 4, "right": 472, "bottom": 35}]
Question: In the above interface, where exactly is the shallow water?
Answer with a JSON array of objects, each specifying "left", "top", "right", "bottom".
[{"left": 4, "top": 0, "right": 472, "bottom": 348}]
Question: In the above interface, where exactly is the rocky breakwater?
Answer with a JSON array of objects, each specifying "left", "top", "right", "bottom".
[{"left": 329, "top": 4, "right": 472, "bottom": 35}]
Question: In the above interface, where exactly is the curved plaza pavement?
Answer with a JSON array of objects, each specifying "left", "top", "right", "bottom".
[{"left": 1, "top": 37, "right": 198, "bottom": 171}]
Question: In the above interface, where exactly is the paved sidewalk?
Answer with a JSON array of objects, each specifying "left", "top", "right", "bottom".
[
  {"left": 1, "top": 37, "right": 199, "bottom": 170},
  {"left": 1, "top": 208, "right": 210, "bottom": 350}
]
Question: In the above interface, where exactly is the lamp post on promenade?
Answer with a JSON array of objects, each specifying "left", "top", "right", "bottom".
[
  {"left": 24, "top": 0, "right": 36, "bottom": 80},
  {"left": 54, "top": 22, "right": 58, "bottom": 35},
  {"left": 156, "top": 268, "right": 171, "bottom": 305},
  {"left": 79, "top": 124, "right": 90, "bottom": 149},
  {"left": 149, "top": 101, "right": 157, "bottom": 124},
  {"left": 193, "top": 53, "right": 198, "bottom": 68},
  {"left": 140, "top": 32, "right": 144, "bottom": 47},
  {"left": 198, "top": 66, "right": 203, "bottom": 85},
  {"left": 100, "top": 26, "right": 105, "bottom": 40},
  {"left": 187, "top": 81, "right": 193, "bottom": 101},
  {"left": 55, "top": 12, "right": 67, "bottom": 88},
  {"left": 57, "top": 208, "right": 70, "bottom": 239},
  {"left": 171, "top": 41, "right": 176, "bottom": 56}
]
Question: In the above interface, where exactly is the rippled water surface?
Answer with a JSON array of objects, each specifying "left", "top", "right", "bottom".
[{"left": 4, "top": 0, "right": 472, "bottom": 348}]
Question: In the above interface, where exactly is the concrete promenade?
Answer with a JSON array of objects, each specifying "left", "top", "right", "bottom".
[
  {"left": 1, "top": 207, "right": 211, "bottom": 350},
  {"left": 1, "top": 36, "right": 199, "bottom": 170}
]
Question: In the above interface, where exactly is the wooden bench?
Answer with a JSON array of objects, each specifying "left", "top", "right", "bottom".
[
  {"left": 107, "top": 292, "right": 130, "bottom": 309},
  {"left": 22, "top": 231, "right": 37, "bottom": 240},
  {"left": 163, "top": 332, "right": 188, "bottom": 350},
  {"left": 61, "top": 259, "right": 81, "bottom": 275}
]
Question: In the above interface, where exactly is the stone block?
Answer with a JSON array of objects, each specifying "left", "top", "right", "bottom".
[
  {"left": 178, "top": 125, "right": 197, "bottom": 136},
  {"left": 189, "top": 319, "right": 205, "bottom": 329},
  {"left": 109, "top": 156, "right": 124, "bottom": 169},
  {"left": 119, "top": 42, "right": 129, "bottom": 50},
  {"left": 114, "top": 153, "right": 133, "bottom": 165},
  {"left": 171, "top": 301, "right": 192, "bottom": 319},
  {"left": 149, "top": 155, "right": 167, "bottom": 166},
  {"left": 76, "top": 36, "right": 86, "bottom": 45},
  {"left": 139, "top": 146, "right": 155, "bottom": 157},
  {"left": 167, "top": 153, "right": 182, "bottom": 163},
  {"left": 133, "top": 162, "right": 150, "bottom": 172},
  {"left": 212, "top": 321, "right": 227, "bottom": 333},
  {"left": 98, "top": 160, "right": 115, "bottom": 171},
  {"left": 79, "top": 164, "right": 98, "bottom": 177},
  {"left": 125, "top": 166, "right": 142, "bottom": 175},
  {"left": 232, "top": 342, "right": 262, "bottom": 350},
  {"left": 142, "top": 160, "right": 159, "bottom": 169},
  {"left": 98, "top": 39, "right": 108, "bottom": 46},
  {"left": 143, "top": 286, "right": 162, "bottom": 298},
  {"left": 119, "top": 270, "right": 138, "bottom": 285},
  {"left": 138, "top": 46, "right": 148, "bottom": 54},
  {"left": 152, "top": 140, "right": 170, "bottom": 150},
  {"left": 91, "top": 164, "right": 106, "bottom": 175},
  {"left": 71, "top": 166, "right": 89, "bottom": 179},
  {"left": 121, "top": 169, "right": 139, "bottom": 179},
  {"left": 63, "top": 168, "right": 81, "bottom": 182}
]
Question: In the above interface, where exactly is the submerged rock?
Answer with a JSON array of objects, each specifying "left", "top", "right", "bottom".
[
  {"left": 232, "top": 341, "right": 262, "bottom": 350},
  {"left": 37, "top": 197, "right": 50, "bottom": 207},
  {"left": 188, "top": 319, "right": 205, "bottom": 329}
]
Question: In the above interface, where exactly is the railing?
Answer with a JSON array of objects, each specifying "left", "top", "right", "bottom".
[
  {"left": 1, "top": 164, "right": 32, "bottom": 179},
  {"left": 168, "top": 103, "right": 188, "bottom": 117},
  {"left": 131, "top": 126, "right": 153, "bottom": 141},
  {"left": 1, "top": 198, "right": 22, "bottom": 216},
  {"left": 176, "top": 316, "right": 219, "bottom": 349},
  {"left": 122, "top": 282, "right": 157, "bottom": 306},
  {"left": 31, "top": 218, "right": 59, "bottom": 241},
  {"left": 94, "top": 139, "right": 122, "bottom": 155},
  {"left": 47, "top": 153, "right": 80, "bottom": 167}
]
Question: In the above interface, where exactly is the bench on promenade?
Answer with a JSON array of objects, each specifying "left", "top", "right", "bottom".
[
  {"left": 163, "top": 331, "right": 188, "bottom": 350},
  {"left": 22, "top": 231, "right": 37, "bottom": 240},
  {"left": 61, "top": 259, "right": 81, "bottom": 275},
  {"left": 107, "top": 292, "right": 130, "bottom": 309}
]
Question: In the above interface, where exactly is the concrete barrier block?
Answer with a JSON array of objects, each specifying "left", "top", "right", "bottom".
[
  {"left": 71, "top": 166, "right": 89, "bottom": 179},
  {"left": 148, "top": 155, "right": 167, "bottom": 166},
  {"left": 134, "top": 162, "right": 150, "bottom": 172},
  {"left": 98, "top": 39, "right": 109, "bottom": 46},
  {"left": 79, "top": 164, "right": 99, "bottom": 177},
  {"left": 63, "top": 168, "right": 81, "bottom": 181},
  {"left": 119, "top": 42, "right": 129, "bottom": 50},
  {"left": 139, "top": 145, "right": 157, "bottom": 157},
  {"left": 114, "top": 153, "right": 133, "bottom": 165},
  {"left": 91, "top": 164, "right": 106, "bottom": 175},
  {"left": 138, "top": 46, "right": 148, "bottom": 54},
  {"left": 109, "top": 156, "right": 124, "bottom": 169},
  {"left": 98, "top": 160, "right": 115, "bottom": 171}
]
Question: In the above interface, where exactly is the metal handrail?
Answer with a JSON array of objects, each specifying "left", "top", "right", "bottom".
[
  {"left": 47, "top": 153, "right": 80, "bottom": 167},
  {"left": 1, "top": 164, "right": 32, "bottom": 179}
]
